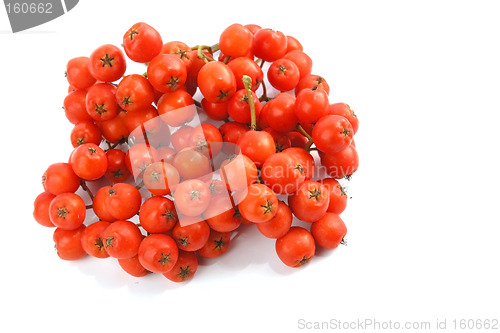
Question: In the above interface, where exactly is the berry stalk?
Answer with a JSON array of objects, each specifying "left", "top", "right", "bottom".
[{"left": 242, "top": 75, "right": 257, "bottom": 130}]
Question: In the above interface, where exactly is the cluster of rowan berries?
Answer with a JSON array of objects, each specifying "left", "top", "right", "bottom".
[{"left": 33, "top": 22, "right": 359, "bottom": 283}]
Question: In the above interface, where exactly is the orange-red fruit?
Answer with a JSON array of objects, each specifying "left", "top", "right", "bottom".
[
  {"left": 275, "top": 227, "right": 315, "bottom": 267},
  {"left": 312, "top": 115, "right": 354, "bottom": 154},
  {"left": 283, "top": 147, "right": 315, "bottom": 180},
  {"left": 123, "top": 22, "right": 163, "bottom": 63},
  {"left": 319, "top": 145, "right": 359, "bottom": 179},
  {"left": 53, "top": 225, "right": 87, "bottom": 261},
  {"left": 262, "top": 93, "right": 297, "bottom": 133},
  {"left": 139, "top": 196, "right": 178, "bottom": 234},
  {"left": 202, "top": 98, "right": 229, "bottom": 121},
  {"left": 261, "top": 152, "right": 305, "bottom": 195},
  {"left": 97, "top": 111, "right": 130, "bottom": 144},
  {"left": 252, "top": 28, "right": 287, "bottom": 62},
  {"left": 197, "top": 61, "right": 237, "bottom": 103},
  {"left": 197, "top": 230, "right": 231, "bottom": 258},
  {"left": 173, "top": 148, "right": 211, "bottom": 180},
  {"left": 238, "top": 183, "right": 278, "bottom": 223},
  {"left": 106, "top": 183, "right": 142, "bottom": 220},
  {"left": 283, "top": 50, "right": 313, "bottom": 79},
  {"left": 85, "top": 83, "right": 120, "bottom": 122},
  {"left": 88, "top": 44, "right": 127, "bottom": 82},
  {"left": 320, "top": 178, "right": 348, "bottom": 214},
  {"left": 294, "top": 88, "right": 329, "bottom": 124},
  {"left": 103, "top": 220, "right": 143, "bottom": 259},
  {"left": 64, "top": 90, "right": 92, "bottom": 125},
  {"left": 227, "top": 89, "right": 262, "bottom": 124},
  {"left": 237, "top": 131, "right": 276, "bottom": 168},
  {"left": 227, "top": 57, "right": 263, "bottom": 91},
  {"left": 118, "top": 255, "right": 150, "bottom": 277},
  {"left": 116, "top": 74, "right": 155, "bottom": 112},
  {"left": 92, "top": 186, "right": 117, "bottom": 222},
  {"left": 173, "top": 180, "right": 211, "bottom": 217},
  {"left": 125, "top": 143, "right": 159, "bottom": 177},
  {"left": 311, "top": 213, "right": 347, "bottom": 249},
  {"left": 161, "top": 41, "right": 193, "bottom": 70},
  {"left": 157, "top": 90, "right": 196, "bottom": 127},
  {"left": 33, "top": 192, "right": 56, "bottom": 227},
  {"left": 138, "top": 234, "right": 179, "bottom": 273},
  {"left": 80, "top": 221, "right": 111, "bottom": 258},
  {"left": 219, "top": 23, "right": 254, "bottom": 58},
  {"left": 288, "top": 180, "right": 329, "bottom": 223},
  {"left": 286, "top": 35, "right": 303, "bottom": 52},
  {"left": 43, "top": 163, "right": 80, "bottom": 195},
  {"left": 328, "top": 103, "right": 359, "bottom": 134},
  {"left": 163, "top": 251, "right": 198, "bottom": 282},
  {"left": 244, "top": 24, "right": 262, "bottom": 35},
  {"left": 295, "top": 74, "right": 330, "bottom": 95},
  {"left": 122, "top": 115, "right": 159, "bottom": 148},
  {"left": 66, "top": 56, "right": 96, "bottom": 90},
  {"left": 204, "top": 195, "right": 242, "bottom": 232},
  {"left": 49, "top": 193, "right": 86, "bottom": 230},
  {"left": 172, "top": 220, "right": 211, "bottom": 252},
  {"left": 147, "top": 54, "right": 187, "bottom": 93},
  {"left": 70, "top": 143, "right": 108, "bottom": 180},
  {"left": 70, "top": 121, "right": 102, "bottom": 148},
  {"left": 143, "top": 161, "right": 180, "bottom": 196},
  {"left": 220, "top": 154, "right": 258, "bottom": 192},
  {"left": 267, "top": 58, "right": 300, "bottom": 92},
  {"left": 257, "top": 201, "right": 293, "bottom": 239},
  {"left": 104, "top": 149, "right": 131, "bottom": 183}
]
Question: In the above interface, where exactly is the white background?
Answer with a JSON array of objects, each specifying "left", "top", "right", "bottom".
[{"left": 1, "top": 0, "right": 499, "bottom": 332}]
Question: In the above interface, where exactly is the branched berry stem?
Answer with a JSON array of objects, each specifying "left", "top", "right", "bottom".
[{"left": 242, "top": 75, "right": 257, "bottom": 130}]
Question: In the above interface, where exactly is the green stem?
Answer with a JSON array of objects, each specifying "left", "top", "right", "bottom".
[
  {"left": 191, "top": 43, "right": 219, "bottom": 53},
  {"left": 297, "top": 123, "right": 314, "bottom": 151},
  {"left": 296, "top": 124, "right": 312, "bottom": 141},
  {"left": 304, "top": 138, "right": 314, "bottom": 151},
  {"left": 210, "top": 43, "right": 220, "bottom": 53},
  {"left": 192, "top": 44, "right": 217, "bottom": 63},
  {"left": 191, "top": 44, "right": 209, "bottom": 50},
  {"left": 198, "top": 46, "right": 215, "bottom": 63},
  {"left": 242, "top": 75, "right": 257, "bottom": 130},
  {"left": 198, "top": 45, "right": 209, "bottom": 64}
]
